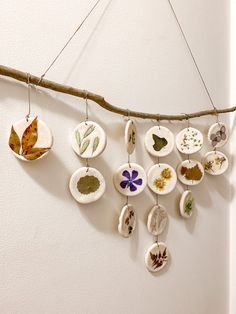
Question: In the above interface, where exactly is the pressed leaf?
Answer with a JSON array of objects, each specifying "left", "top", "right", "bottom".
[
  {"left": 152, "top": 134, "right": 168, "bottom": 151},
  {"left": 75, "top": 130, "right": 81, "bottom": 147},
  {"left": 182, "top": 164, "right": 203, "bottom": 181},
  {"left": 83, "top": 125, "right": 95, "bottom": 139},
  {"left": 92, "top": 136, "right": 99, "bottom": 154},
  {"left": 9, "top": 126, "right": 21, "bottom": 154},
  {"left": 23, "top": 147, "right": 50, "bottom": 160},
  {"left": 80, "top": 139, "right": 90, "bottom": 155},
  {"left": 21, "top": 117, "right": 38, "bottom": 155}
]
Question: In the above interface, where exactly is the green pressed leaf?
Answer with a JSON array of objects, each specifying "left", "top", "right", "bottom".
[
  {"left": 80, "top": 139, "right": 90, "bottom": 155},
  {"left": 75, "top": 130, "right": 81, "bottom": 147},
  {"left": 23, "top": 147, "right": 50, "bottom": 160},
  {"left": 152, "top": 134, "right": 168, "bottom": 151},
  {"left": 21, "top": 117, "right": 38, "bottom": 155},
  {"left": 92, "top": 136, "right": 99, "bottom": 154},
  {"left": 9, "top": 126, "right": 21, "bottom": 154},
  {"left": 77, "top": 175, "right": 100, "bottom": 194},
  {"left": 83, "top": 125, "right": 95, "bottom": 139}
]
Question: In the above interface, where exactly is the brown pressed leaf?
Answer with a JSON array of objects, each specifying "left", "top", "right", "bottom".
[
  {"left": 184, "top": 164, "right": 203, "bottom": 181},
  {"left": 23, "top": 147, "right": 50, "bottom": 161},
  {"left": 21, "top": 117, "right": 38, "bottom": 155},
  {"left": 9, "top": 126, "right": 21, "bottom": 154}
]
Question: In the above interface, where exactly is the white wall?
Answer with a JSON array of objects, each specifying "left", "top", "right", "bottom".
[{"left": 0, "top": 1, "right": 230, "bottom": 313}]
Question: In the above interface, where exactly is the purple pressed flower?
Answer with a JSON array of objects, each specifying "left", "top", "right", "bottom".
[{"left": 120, "top": 169, "right": 142, "bottom": 192}]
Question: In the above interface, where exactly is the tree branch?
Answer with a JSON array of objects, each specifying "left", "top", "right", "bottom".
[{"left": 0, "top": 64, "right": 235, "bottom": 121}]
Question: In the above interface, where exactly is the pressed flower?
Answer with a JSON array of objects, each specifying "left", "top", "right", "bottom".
[
  {"left": 161, "top": 168, "right": 172, "bottom": 180},
  {"left": 120, "top": 170, "right": 142, "bottom": 192},
  {"left": 154, "top": 177, "right": 166, "bottom": 190}
]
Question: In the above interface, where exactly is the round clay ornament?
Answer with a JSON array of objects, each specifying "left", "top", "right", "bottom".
[
  {"left": 208, "top": 122, "right": 228, "bottom": 148},
  {"left": 202, "top": 151, "right": 228, "bottom": 175},
  {"left": 147, "top": 205, "right": 168, "bottom": 236},
  {"left": 8, "top": 117, "right": 53, "bottom": 161},
  {"left": 71, "top": 121, "right": 107, "bottom": 159},
  {"left": 69, "top": 167, "right": 106, "bottom": 204},
  {"left": 114, "top": 163, "right": 147, "bottom": 196},
  {"left": 147, "top": 163, "right": 177, "bottom": 195},
  {"left": 118, "top": 204, "right": 136, "bottom": 238},
  {"left": 179, "top": 190, "right": 194, "bottom": 218},
  {"left": 145, "top": 126, "right": 174, "bottom": 157},
  {"left": 125, "top": 120, "right": 136, "bottom": 155},
  {"left": 145, "top": 242, "right": 169, "bottom": 273},
  {"left": 176, "top": 127, "right": 203, "bottom": 154},
  {"left": 177, "top": 160, "right": 204, "bottom": 186}
]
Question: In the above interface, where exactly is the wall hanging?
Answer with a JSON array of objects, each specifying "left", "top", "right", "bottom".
[{"left": 0, "top": 0, "right": 235, "bottom": 274}]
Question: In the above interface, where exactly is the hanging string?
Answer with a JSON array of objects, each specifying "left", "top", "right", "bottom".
[
  {"left": 39, "top": 0, "right": 102, "bottom": 82},
  {"left": 26, "top": 73, "right": 31, "bottom": 121},
  {"left": 167, "top": 0, "right": 218, "bottom": 113}
]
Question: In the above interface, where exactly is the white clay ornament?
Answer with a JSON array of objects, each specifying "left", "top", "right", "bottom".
[
  {"left": 69, "top": 167, "right": 106, "bottom": 204},
  {"left": 145, "top": 242, "right": 169, "bottom": 273},
  {"left": 71, "top": 121, "right": 107, "bottom": 159},
  {"left": 118, "top": 204, "right": 136, "bottom": 238},
  {"left": 8, "top": 117, "right": 53, "bottom": 161},
  {"left": 147, "top": 163, "right": 177, "bottom": 195},
  {"left": 145, "top": 126, "right": 174, "bottom": 157},
  {"left": 208, "top": 122, "right": 228, "bottom": 148},
  {"left": 147, "top": 205, "right": 168, "bottom": 236},
  {"left": 202, "top": 151, "right": 229, "bottom": 175},
  {"left": 125, "top": 120, "right": 136, "bottom": 155},
  {"left": 179, "top": 190, "right": 194, "bottom": 218},
  {"left": 114, "top": 163, "right": 147, "bottom": 196},
  {"left": 177, "top": 160, "right": 204, "bottom": 186},
  {"left": 176, "top": 127, "right": 203, "bottom": 154}
]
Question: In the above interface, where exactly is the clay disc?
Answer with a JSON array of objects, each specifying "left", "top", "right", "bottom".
[
  {"left": 71, "top": 121, "right": 107, "bottom": 159},
  {"left": 147, "top": 163, "right": 177, "bottom": 195},
  {"left": 176, "top": 127, "right": 203, "bottom": 154},
  {"left": 208, "top": 122, "right": 228, "bottom": 148},
  {"left": 144, "top": 125, "right": 174, "bottom": 157},
  {"left": 177, "top": 159, "right": 204, "bottom": 186},
  {"left": 179, "top": 190, "right": 194, "bottom": 218},
  {"left": 125, "top": 120, "right": 136, "bottom": 155},
  {"left": 9, "top": 117, "right": 53, "bottom": 161},
  {"left": 147, "top": 205, "right": 168, "bottom": 236},
  {"left": 69, "top": 167, "right": 106, "bottom": 204},
  {"left": 113, "top": 163, "right": 147, "bottom": 196},
  {"left": 145, "top": 242, "right": 169, "bottom": 273},
  {"left": 118, "top": 204, "right": 136, "bottom": 238},
  {"left": 202, "top": 151, "right": 229, "bottom": 175}
]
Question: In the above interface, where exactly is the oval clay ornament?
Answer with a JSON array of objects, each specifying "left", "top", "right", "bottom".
[
  {"left": 202, "top": 151, "right": 228, "bottom": 175},
  {"left": 147, "top": 205, "right": 168, "bottom": 236},
  {"left": 69, "top": 167, "right": 106, "bottom": 204},
  {"left": 176, "top": 127, "right": 203, "bottom": 154},
  {"left": 147, "top": 163, "right": 177, "bottom": 195},
  {"left": 179, "top": 190, "right": 194, "bottom": 218},
  {"left": 118, "top": 204, "right": 136, "bottom": 238},
  {"left": 145, "top": 126, "right": 174, "bottom": 157},
  {"left": 8, "top": 117, "right": 53, "bottom": 161},
  {"left": 177, "top": 160, "right": 204, "bottom": 186},
  {"left": 114, "top": 163, "right": 147, "bottom": 196},
  {"left": 145, "top": 242, "right": 169, "bottom": 273},
  {"left": 125, "top": 120, "right": 136, "bottom": 155},
  {"left": 71, "top": 121, "right": 107, "bottom": 159},
  {"left": 208, "top": 122, "right": 228, "bottom": 148}
]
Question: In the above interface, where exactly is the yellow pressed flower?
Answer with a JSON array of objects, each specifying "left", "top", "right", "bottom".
[
  {"left": 161, "top": 168, "right": 172, "bottom": 180},
  {"left": 154, "top": 177, "right": 166, "bottom": 190}
]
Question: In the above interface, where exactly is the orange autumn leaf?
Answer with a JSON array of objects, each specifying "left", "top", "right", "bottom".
[
  {"left": 9, "top": 126, "right": 21, "bottom": 154},
  {"left": 23, "top": 147, "right": 50, "bottom": 161},
  {"left": 21, "top": 117, "right": 38, "bottom": 155}
]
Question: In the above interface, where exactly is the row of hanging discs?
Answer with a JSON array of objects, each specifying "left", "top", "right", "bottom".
[
  {"left": 69, "top": 97, "right": 107, "bottom": 204},
  {"left": 114, "top": 119, "right": 147, "bottom": 238}
]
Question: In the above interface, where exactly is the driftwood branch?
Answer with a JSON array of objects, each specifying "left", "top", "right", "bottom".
[{"left": 0, "top": 64, "right": 235, "bottom": 121}]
